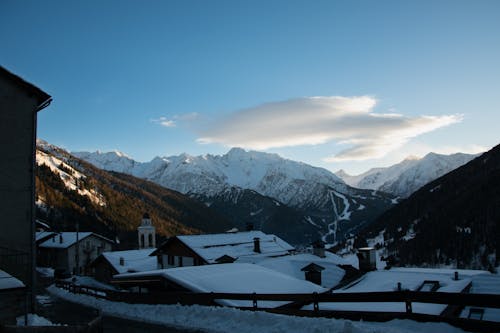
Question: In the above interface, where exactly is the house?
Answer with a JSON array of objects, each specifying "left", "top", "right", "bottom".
[
  {"left": 152, "top": 231, "right": 295, "bottom": 269},
  {"left": 0, "top": 66, "right": 51, "bottom": 314},
  {"left": 91, "top": 248, "right": 157, "bottom": 283},
  {"left": 113, "top": 263, "right": 326, "bottom": 308},
  {"left": 37, "top": 232, "right": 113, "bottom": 275}
]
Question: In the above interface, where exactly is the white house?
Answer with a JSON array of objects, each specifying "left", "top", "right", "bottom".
[{"left": 37, "top": 232, "right": 113, "bottom": 275}]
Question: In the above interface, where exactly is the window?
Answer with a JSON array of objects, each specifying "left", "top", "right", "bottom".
[
  {"left": 168, "top": 255, "right": 174, "bottom": 266},
  {"left": 140, "top": 234, "right": 145, "bottom": 248},
  {"left": 148, "top": 234, "right": 153, "bottom": 247}
]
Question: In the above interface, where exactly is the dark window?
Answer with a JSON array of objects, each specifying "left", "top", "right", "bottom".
[
  {"left": 140, "top": 234, "right": 145, "bottom": 248},
  {"left": 148, "top": 234, "right": 153, "bottom": 247},
  {"left": 168, "top": 255, "right": 174, "bottom": 266},
  {"left": 179, "top": 256, "right": 183, "bottom": 267}
]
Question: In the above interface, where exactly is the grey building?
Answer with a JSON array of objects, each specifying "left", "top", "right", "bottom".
[{"left": 0, "top": 66, "right": 51, "bottom": 314}]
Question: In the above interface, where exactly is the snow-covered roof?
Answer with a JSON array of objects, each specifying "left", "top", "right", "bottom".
[
  {"left": 100, "top": 249, "right": 157, "bottom": 274},
  {"left": 254, "top": 252, "right": 348, "bottom": 289},
  {"left": 116, "top": 263, "right": 325, "bottom": 308},
  {"left": 35, "top": 231, "right": 56, "bottom": 242},
  {"left": 0, "top": 269, "right": 25, "bottom": 290},
  {"left": 460, "top": 272, "right": 500, "bottom": 322},
  {"left": 38, "top": 232, "right": 113, "bottom": 249},
  {"left": 175, "top": 231, "right": 294, "bottom": 264},
  {"left": 303, "top": 268, "right": 476, "bottom": 315}
]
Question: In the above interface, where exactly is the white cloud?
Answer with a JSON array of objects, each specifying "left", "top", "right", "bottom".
[
  {"left": 151, "top": 117, "right": 176, "bottom": 127},
  {"left": 152, "top": 113, "right": 200, "bottom": 128},
  {"left": 197, "top": 96, "right": 462, "bottom": 161}
]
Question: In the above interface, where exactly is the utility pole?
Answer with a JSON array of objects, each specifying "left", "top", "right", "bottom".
[{"left": 75, "top": 221, "right": 79, "bottom": 275}]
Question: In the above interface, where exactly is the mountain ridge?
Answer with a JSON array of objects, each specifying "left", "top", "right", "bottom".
[
  {"left": 74, "top": 147, "right": 396, "bottom": 244},
  {"left": 336, "top": 152, "right": 477, "bottom": 197}
]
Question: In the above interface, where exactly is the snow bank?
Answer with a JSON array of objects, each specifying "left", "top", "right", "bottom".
[
  {"left": 16, "top": 314, "right": 59, "bottom": 326},
  {"left": 47, "top": 285, "right": 466, "bottom": 333}
]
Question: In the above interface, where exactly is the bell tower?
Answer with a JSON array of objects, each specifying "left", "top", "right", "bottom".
[{"left": 138, "top": 213, "right": 156, "bottom": 249}]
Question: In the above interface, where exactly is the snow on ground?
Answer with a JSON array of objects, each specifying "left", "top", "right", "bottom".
[
  {"left": 36, "top": 150, "right": 106, "bottom": 206},
  {"left": 16, "top": 314, "right": 59, "bottom": 326},
  {"left": 47, "top": 285, "right": 466, "bottom": 333},
  {"left": 303, "top": 269, "right": 474, "bottom": 315},
  {"left": 36, "top": 267, "right": 55, "bottom": 278}
]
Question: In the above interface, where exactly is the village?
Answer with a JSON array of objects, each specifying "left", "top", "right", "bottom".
[
  {"left": 2, "top": 2, "right": 500, "bottom": 330},
  {"left": 13, "top": 213, "right": 496, "bottom": 332},
  {"left": 0, "top": 63, "right": 500, "bottom": 332}
]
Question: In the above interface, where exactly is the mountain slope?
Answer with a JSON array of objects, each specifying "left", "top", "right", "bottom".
[
  {"left": 361, "top": 144, "right": 500, "bottom": 270},
  {"left": 74, "top": 148, "right": 396, "bottom": 244},
  {"left": 36, "top": 141, "right": 232, "bottom": 248},
  {"left": 337, "top": 152, "right": 476, "bottom": 198}
]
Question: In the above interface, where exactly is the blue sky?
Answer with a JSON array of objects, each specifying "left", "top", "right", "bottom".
[{"left": 2, "top": 0, "right": 499, "bottom": 174}]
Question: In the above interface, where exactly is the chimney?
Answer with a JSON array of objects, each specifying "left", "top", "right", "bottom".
[
  {"left": 253, "top": 237, "right": 261, "bottom": 253},
  {"left": 59, "top": 234, "right": 63, "bottom": 244},
  {"left": 312, "top": 240, "right": 325, "bottom": 258},
  {"left": 119, "top": 257, "right": 125, "bottom": 266}
]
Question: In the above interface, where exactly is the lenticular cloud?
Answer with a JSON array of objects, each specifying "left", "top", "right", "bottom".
[{"left": 197, "top": 96, "right": 462, "bottom": 161}]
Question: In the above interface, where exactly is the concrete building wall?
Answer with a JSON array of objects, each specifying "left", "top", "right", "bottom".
[{"left": 0, "top": 75, "right": 39, "bottom": 285}]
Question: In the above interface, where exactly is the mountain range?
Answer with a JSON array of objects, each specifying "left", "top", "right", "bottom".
[
  {"left": 360, "top": 144, "right": 499, "bottom": 271},
  {"left": 74, "top": 148, "right": 396, "bottom": 244},
  {"left": 36, "top": 140, "right": 232, "bottom": 248},
  {"left": 336, "top": 152, "right": 477, "bottom": 198}
]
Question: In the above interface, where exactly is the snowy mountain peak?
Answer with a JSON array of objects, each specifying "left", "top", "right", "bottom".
[
  {"left": 337, "top": 151, "right": 479, "bottom": 197},
  {"left": 73, "top": 147, "right": 348, "bottom": 207}
]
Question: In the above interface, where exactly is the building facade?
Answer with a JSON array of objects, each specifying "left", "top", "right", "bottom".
[
  {"left": 0, "top": 66, "right": 51, "bottom": 313},
  {"left": 37, "top": 232, "right": 113, "bottom": 275}
]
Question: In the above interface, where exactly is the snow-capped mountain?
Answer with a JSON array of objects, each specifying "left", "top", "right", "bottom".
[
  {"left": 35, "top": 140, "right": 233, "bottom": 248},
  {"left": 74, "top": 148, "right": 396, "bottom": 244},
  {"left": 76, "top": 148, "right": 347, "bottom": 206},
  {"left": 336, "top": 152, "right": 477, "bottom": 198},
  {"left": 360, "top": 144, "right": 499, "bottom": 271}
]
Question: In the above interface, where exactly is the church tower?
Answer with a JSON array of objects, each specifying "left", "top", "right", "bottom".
[{"left": 138, "top": 213, "right": 156, "bottom": 249}]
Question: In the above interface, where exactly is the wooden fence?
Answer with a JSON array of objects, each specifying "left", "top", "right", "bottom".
[
  {"left": 0, "top": 316, "right": 102, "bottom": 333},
  {"left": 54, "top": 280, "right": 500, "bottom": 332}
]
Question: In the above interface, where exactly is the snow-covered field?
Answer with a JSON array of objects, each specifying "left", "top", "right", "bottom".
[{"left": 47, "top": 285, "right": 467, "bottom": 333}]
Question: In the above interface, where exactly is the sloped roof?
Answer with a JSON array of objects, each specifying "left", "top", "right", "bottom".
[
  {"left": 0, "top": 66, "right": 51, "bottom": 109},
  {"left": 0, "top": 269, "right": 25, "bottom": 290},
  {"left": 174, "top": 231, "right": 294, "bottom": 264},
  {"left": 100, "top": 249, "right": 157, "bottom": 274},
  {"left": 255, "top": 252, "right": 348, "bottom": 289},
  {"left": 115, "top": 263, "right": 325, "bottom": 308},
  {"left": 35, "top": 231, "right": 56, "bottom": 242},
  {"left": 38, "top": 232, "right": 113, "bottom": 249}
]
